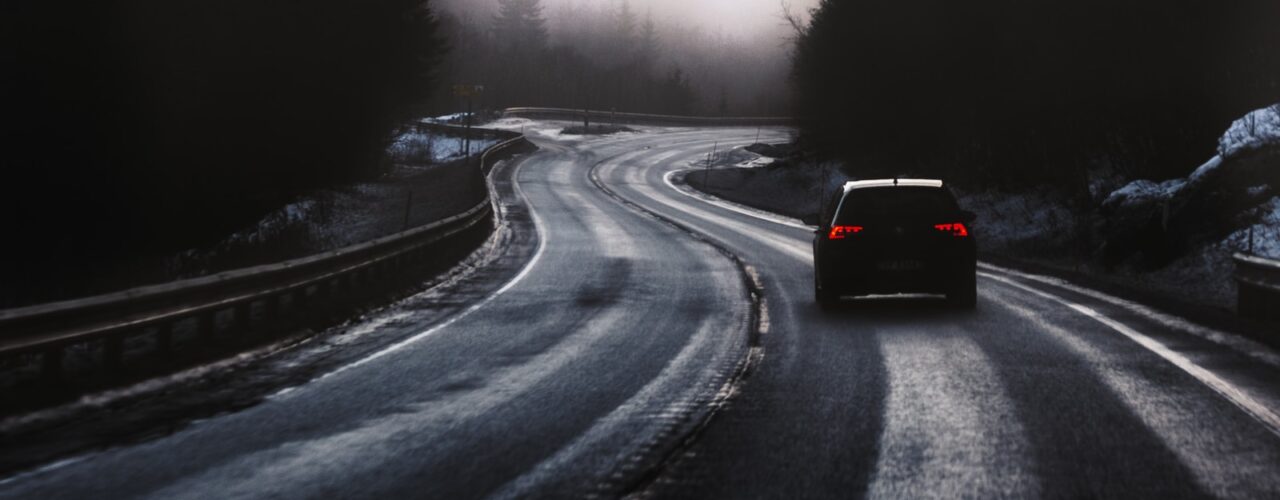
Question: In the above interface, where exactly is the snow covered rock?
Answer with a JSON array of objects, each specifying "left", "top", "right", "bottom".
[
  {"left": 1226, "top": 197, "right": 1280, "bottom": 258},
  {"left": 1098, "top": 104, "right": 1280, "bottom": 267},
  {"left": 1219, "top": 104, "right": 1280, "bottom": 159},
  {"left": 1101, "top": 178, "right": 1186, "bottom": 212}
]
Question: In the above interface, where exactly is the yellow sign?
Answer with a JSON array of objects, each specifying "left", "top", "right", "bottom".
[{"left": 452, "top": 84, "right": 485, "bottom": 98}]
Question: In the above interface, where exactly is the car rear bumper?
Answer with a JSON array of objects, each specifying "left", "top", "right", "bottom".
[{"left": 818, "top": 253, "right": 975, "bottom": 297}]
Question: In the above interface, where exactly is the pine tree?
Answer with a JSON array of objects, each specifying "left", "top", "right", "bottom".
[
  {"left": 615, "top": 0, "right": 637, "bottom": 50},
  {"left": 660, "top": 67, "right": 695, "bottom": 115},
  {"left": 636, "top": 9, "right": 659, "bottom": 72},
  {"left": 493, "top": 0, "right": 547, "bottom": 52}
]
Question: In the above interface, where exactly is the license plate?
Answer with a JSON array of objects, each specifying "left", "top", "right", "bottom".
[{"left": 877, "top": 260, "right": 923, "bottom": 271}]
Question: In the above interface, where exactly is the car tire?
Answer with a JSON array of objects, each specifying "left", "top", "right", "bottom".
[
  {"left": 815, "top": 279, "right": 838, "bottom": 310},
  {"left": 947, "top": 273, "right": 977, "bottom": 309}
]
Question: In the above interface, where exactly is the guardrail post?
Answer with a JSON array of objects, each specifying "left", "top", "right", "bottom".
[
  {"left": 104, "top": 335, "right": 124, "bottom": 372},
  {"left": 265, "top": 293, "right": 282, "bottom": 320},
  {"left": 0, "top": 128, "right": 510, "bottom": 388},
  {"left": 296, "top": 287, "right": 311, "bottom": 309},
  {"left": 156, "top": 322, "right": 173, "bottom": 356},
  {"left": 234, "top": 303, "right": 252, "bottom": 332},
  {"left": 1235, "top": 253, "right": 1280, "bottom": 322},
  {"left": 198, "top": 312, "right": 215, "bottom": 340},
  {"left": 42, "top": 347, "right": 63, "bottom": 383}
]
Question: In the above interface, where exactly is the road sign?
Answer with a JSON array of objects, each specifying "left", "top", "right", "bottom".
[{"left": 453, "top": 84, "right": 485, "bottom": 98}]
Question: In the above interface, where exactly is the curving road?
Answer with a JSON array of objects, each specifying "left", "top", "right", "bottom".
[{"left": 3, "top": 124, "right": 1280, "bottom": 498}]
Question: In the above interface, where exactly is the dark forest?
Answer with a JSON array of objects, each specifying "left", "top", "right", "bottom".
[
  {"left": 3, "top": 0, "right": 444, "bottom": 280},
  {"left": 792, "top": 0, "right": 1280, "bottom": 191}
]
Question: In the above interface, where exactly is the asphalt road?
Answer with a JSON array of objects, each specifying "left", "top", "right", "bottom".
[{"left": 3, "top": 124, "right": 1280, "bottom": 499}]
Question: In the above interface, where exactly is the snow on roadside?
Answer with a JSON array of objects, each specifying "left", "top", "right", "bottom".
[
  {"left": 1223, "top": 197, "right": 1280, "bottom": 259},
  {"left": 1103, "top": 103, "right": 1277, "bottom": 211},
  {"left": 388, "top": 131, "right": 498, "bottom": 164},
  {"left": 422, "top": 112, "right": 471, "bottom": 123},
  {"left": 481, "top": 117, "right": 573, "bottom": 139},
  {"left": 1101, "top": 178, "right": 1186, "bottom": 211},
  {"left": 687, "top": 146, "right": 762, "bottom": 169},
  {"left": 223, "top": 199, "right": 317, "bottom": 246},
  {"left": 1085, "top": 103, "right": 1280, "bottom": 308},
  {"left": 1219, "top": 104, "right": 1280, "bottom": 159},
  {"left": 955, "top": 189, "right": 1079, "bottom": 253},
  {"left": 1144, "top": 198, "right": 1280, "bottom": 308},
  {"left": 1101, "top": 155, "right": 1227, "bottom": 213}
]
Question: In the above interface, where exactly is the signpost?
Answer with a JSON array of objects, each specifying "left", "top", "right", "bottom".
[{"left": 452, "top": 84, "right": 485, "bottom": 160}]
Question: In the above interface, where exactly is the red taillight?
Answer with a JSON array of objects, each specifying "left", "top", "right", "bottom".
[
  {"left": 934, "top": 223, "right": 969, "bottom": 237},
  {"left": 828, "top": 225, "right": 864, "bottom": 240}
]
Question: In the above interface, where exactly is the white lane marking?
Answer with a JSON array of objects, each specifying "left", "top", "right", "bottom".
[
  {"left": 981, "top": 271, "right": 1280, "bottom": 438},
  {"left": 583, "top": 138, "right": 812, "bottom": 263},
  {"left": 979, "top": 262, "right": 1280, "bottom": 368},
  {"left": 157, "top": 137, "right": 759, "bottom": 499},
  {"left": 989, "top": 289, "right": 1280, "bottom": 496},
  {"left": 609, "top": 154, "right": 816, "bottom": 263},
  {"left": 870, "top": 329, "right": 1040, "bottom": 498},
  {"left": 0, "top": 456, "right": 90, "bottom": 488},
  {"left": 613, "top": 169, "right": 810, "bottom": 262},
  {"left": 556, "top": 189, "right": 642, "bottom": 260},
  {"left": 0, "top": 133, "right": 768, "bottom": 489},
  {"left": 662, "top": 170, "right": 813, "bottom": 231},
  {"left": 665, "top": 173, "right": 1280, "bottom": 436},
  {"left": 146, "top": 307, "right": 634, "bottom": 500},
  {"left": 307, "top": 154, "right": 551, "bottom": 384},
  {"left": 488, "top": 136, "right": 771, "bottom": 497},
  {"left": 297, "top": 137, "right": 732, "bottom": 392},
  {"left": 490, "top": 259, "right": 749, "bottom": 499}
]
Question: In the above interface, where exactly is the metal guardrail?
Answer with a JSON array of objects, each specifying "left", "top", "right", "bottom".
[
  {"left": 0, "top": 131, "right": 534, "bottom": 382},
  {"left": 503, "top": 107, "right": 794, "bottom": 128},
  {"left": 1235, "top": 253, "right": 1280, "bottom": 321}
]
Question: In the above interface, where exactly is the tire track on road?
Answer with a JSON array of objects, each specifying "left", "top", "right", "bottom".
[{"left": 580, "top": 138, "right": 773, "bottom": 496}]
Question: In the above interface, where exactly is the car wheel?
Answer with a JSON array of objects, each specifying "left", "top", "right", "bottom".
[
  {"left": 947, "top": 273, "right": 977, "bottom": 309},
  {"left": 815, "top": 279, "right": 838, "bottom": 309}
]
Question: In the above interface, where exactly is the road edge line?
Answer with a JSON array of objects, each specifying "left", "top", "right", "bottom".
[
  {"left": 981, "top": 270, "right": 1280, "bottom": 439},
  {"left": 662, "top": 169, "right": 813, "bottom": 231},
  {"left": 585, "top": 153, "right": 768, "bottom": 497},
  {"left": 978, "top": 262, "right": 1280, "bottom": 368},
  {"left": 311, "top": 150, "right": 551, "bottom": 383},
  {"left": 663, "top": 171, "right": 1280, "bottom": 370}
]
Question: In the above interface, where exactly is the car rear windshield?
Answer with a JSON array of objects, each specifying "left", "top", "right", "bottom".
[{"left": 834, "top": 187, "right": 959, "bottom": 224}]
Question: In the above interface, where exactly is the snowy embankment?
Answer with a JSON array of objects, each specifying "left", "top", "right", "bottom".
[
  {"left": 1101, "top": 104, "right": 1280, "bottom": 258},
  {"left": 971, "top": 103, "right": 1280, "bottom": 308},
  {"left": 168, "top": 119, "right": 496, "bottom": 279},
  {"left": 388, "top": 130, "right": 499, "bottom": 164}
]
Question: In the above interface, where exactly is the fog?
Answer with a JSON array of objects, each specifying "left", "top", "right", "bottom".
[
  {"left": 641, "top": 0, "right": 820, "bottom": 31},
  {"left": 437, "top": 0, "right": 820, "bottom": 33},
  {"left": 429, "top": 0, "right": 822, "bottom": 116}
]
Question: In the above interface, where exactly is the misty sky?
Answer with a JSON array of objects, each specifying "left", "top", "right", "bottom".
[
  {"left": 439, "top": 0, "right": 821, "bottom": 34},
  {"left": 614, "top": 0, "right": 819, "bottom": 32}
]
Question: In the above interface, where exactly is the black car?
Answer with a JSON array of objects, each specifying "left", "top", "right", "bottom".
[{"left": 812, "top": 179, "right": 977, "bottom": 308}]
